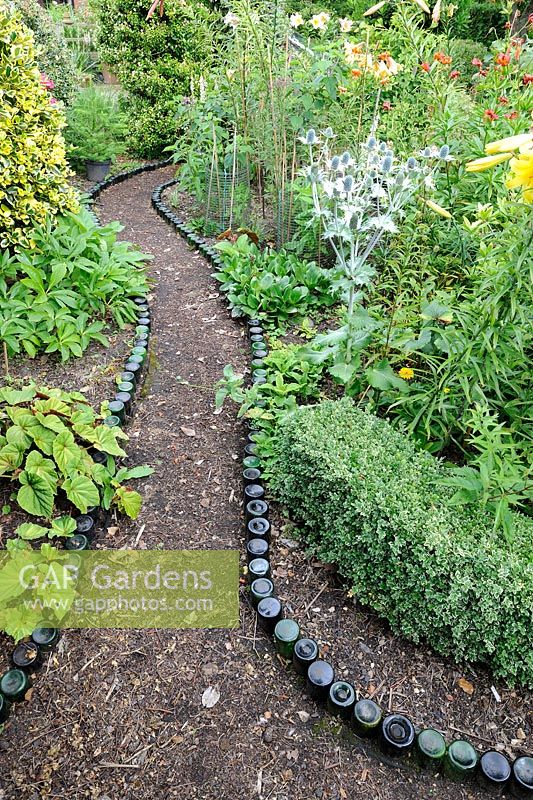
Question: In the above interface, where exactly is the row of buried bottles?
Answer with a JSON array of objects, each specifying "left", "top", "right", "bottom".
[
  {"left": 240, "top": 318, "right": 532, "bottom": 799},
  {"left": 65, "top": 295, "right": 151, "bottom": 551},
  {"left": 0, "top": 295, "right": 153, "bottom": 720},
  {"left": 149, "top": 191, "right": 533, "bottom": 799}
]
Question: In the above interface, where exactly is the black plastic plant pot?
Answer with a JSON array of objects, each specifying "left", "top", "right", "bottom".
[
  {"left": 104, "top": 415, "right": 122, "bottom": 429},
  {"left": 75, "top": 514, "right": 95, "bottom": 537},
  {"left": 380, "top": 715, "right": 416, "bottom": 758},
  {"left": 256, "top": 596, "right": 282, "bottom": 634},
  {"left": 115, "top": 391, "right": 132, "bottom": 415},
  {"left": 11, "top": 642, "right": 43, "bottom": 671},
  {"left": 86, "top": 160, "right": 111, "bottom": 182},
  {"left": 478, "top": 751, "right": 511, "bottom": 794},
  {"left": 250, "top": 578, "right": 274, "bottom": 608},
  {"left": 415, "top": 729, "right": 446, "bottom": 769},
  {"left": 247, "top": 517, "right": 270, "bottom": 543},
  {"left": 246, "top": 499, "right": 269, "bottom": 524},
  {"left": 274, "top": 619, "right": 300, "bottom": 659},
  {"left": 327, "top": 681, "right": 356, "bottom": 720},
  {"left": 306, "top": 660, "right": 334, "bottom": 702},
  {"left": 243, "top": 468, "right": 262, "bottom": 488},
  {"left": 244, "top": 483, "right": 265, "bottom": 503},
  {"left": 510, "top": 757, "right": 533, "bottom": 798},
  {"left": 31, "top": 627, "right": 60, "bottom": 651},
  {"left": 65, "top": 533, "right": 90, "bottom": 551},
  {"left": 246, "top": 538, "right": 269, "bottom": 563},
  {"left": 0, "top": 693, "right": 11, "bottom": 724},
  {"left": 293, "top": 638, "right": 319, "bottom": 676},
  {"left": 108, "top": 400, "right": 126, "bottom": 423},
  {"left": 352, "top": 699, "right": 382, "bottom": 737},
  {"left": 0, "top": 669, "right": 31, "bottom": 702},
  {"left": 443, "top": 740, "right": 479, "bottom": 781},
  {"left": 248, "top": 558, "right": 271, "bottom": 582}
]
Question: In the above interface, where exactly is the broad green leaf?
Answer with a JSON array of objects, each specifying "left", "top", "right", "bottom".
[
  {"left": 33, "top": 397, "right": 71, "bottom": 416},
  {"left": 115, "top": 486, "right": 142, "bottom": 519},
  {"left": 0, "top": 605, "right": 42, "bottom": 642},
  {"left": 27, "top": 422, "right": 56, "bottom": 455},
  {"left": 421, "top": 300, "right": 454, "bottom": 324},
  {"left": 0, "top": 387, "right": 36, "bottom": 405},
  {"left": 366, "top": 360, "right": 409, "bottom": 392},
  {"left": 329, "top": 363, "right": 358, "bottom": 384},
  {"left": 35, "top": 411, "right": 69, "bottom": 434},
  {"left": 0, "top": 556, "right": 32, "bottom": 602},
  {"left": 0, "top": 443, "right": 25, "bottom": 474},
  {"left": 86, "top": 425, "right": 127, "bottom": 456},
  {"left": 17, "top": 471, "right": 55, "bottom": 518},
  {"left": 25, "top": 450, "right": 58, "bottom": 489},
  {"left": 6, "top": 424, "right": 32, "bottom": 450},
  {"left": 50, "top": 516, "right": 77, "bottom": 538},
  {"left": 53, "top": 430, "right": 82, "bottom": 475},
  {"left": 62, "top": 472, "right": 99, "bottom": 513},
  {"left": 16, "top": 522, "right": 50, "bottom": 540},
  {"left": 115, "top": 465, "right": 154, "bottom": 482}
]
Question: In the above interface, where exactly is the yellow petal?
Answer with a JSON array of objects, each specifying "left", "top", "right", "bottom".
[
  {"left": 485, "top": 133, "right": 533, "bottom": 155},
  {"left": 412, "top": 0, "right": 431, "bottom": 14},
  {"left": 422, "top": 198, "right": 452, "bottom": 218},
  {"left": 363, "top": 0, "right": 387, "bottom": 15},
  {"left": 465, "top": 152, "right": 513, "bottom": 172}
]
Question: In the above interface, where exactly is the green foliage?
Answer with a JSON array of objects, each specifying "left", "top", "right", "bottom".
[
  {"left": 214, "top": 235, "right": 340, "bottom": 322},
  {"left": 0, "top": 207, "right": 150, "bottom": 360},
  {"left": 0, "top": 1, "right": 79, "bottom": 250},
  {"left": 0, "top": 384, "right": 152, "bottom": 522},
  {"left": 92, "top": 0, "right": 215, "bottom": 156},
  {"left": 269, "top": 398, "right": 533, "bottom": 686},
  {"left": 13, "top": 0, "right": 78, "bottom": 105},
  {"left": 64, "top": 86, "right": 128, "bottom": 165}
]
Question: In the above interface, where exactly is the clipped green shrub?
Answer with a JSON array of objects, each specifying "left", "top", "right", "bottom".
[
  {"left": 13, "top": 0, "right": 78, "bottom": 105},
  {"left": 92, "top": 0, "right": 214, "bottom": 156},
  {"left": 269, "top": 398, "right": 533, "bottom": 687},
  {"left": 0, "top": 1, "right": 79, "bottom": 250}
]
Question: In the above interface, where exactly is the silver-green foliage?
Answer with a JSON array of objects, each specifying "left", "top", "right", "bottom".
[{"left": 269, "top": 398, "right": 533, "bottom": 687}]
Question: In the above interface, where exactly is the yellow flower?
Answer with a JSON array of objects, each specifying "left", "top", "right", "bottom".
[
  {"left": 310, "top": 11, "right": 330, "bottom": 29},
  {"left": 422, "top": 198, "right": 452, "bottom": 218},
  {"left": 398, "top": 367, "right": 415, "bottom": 380},
  {"left": 485, "top": 133, "right": 532, "bottom": 154},
  {"left": 465, "top": 152, "right": 513, "bottom": 172},
  {"left": 506, "top": 151, "right": 533, "bottom": 202},
  {"left": 443, "top": 387, "right": 450, "bottom": 393}
]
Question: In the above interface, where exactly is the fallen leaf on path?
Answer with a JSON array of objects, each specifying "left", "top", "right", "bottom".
[
  {"left": 180, "top": 426, "right": 196, "bottom": 437},
  {"left": 457, "top": 678, "right": 474, "bottom": 695},
  {"left": 201, "top": 686, "right": 220, "bottom": 708}
]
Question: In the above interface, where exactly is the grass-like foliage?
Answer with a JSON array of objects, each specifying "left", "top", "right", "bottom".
[
  {"left": 0, "top": 207, "right": 150, "bottom": 361},
  {"left": 0, "top": 384, "right": 152, "bottom": 522},
  {"left": 269, "top": 398, "right": 533, "bottom": 687}
]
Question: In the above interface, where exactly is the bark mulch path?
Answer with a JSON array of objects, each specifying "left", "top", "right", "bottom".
[{"left": 0, "top": 167, "right": 529, "bottom": 800}]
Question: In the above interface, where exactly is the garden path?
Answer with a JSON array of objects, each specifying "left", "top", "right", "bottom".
[{"left": 0, "top": 167, "right": 491, "bottom": 800}]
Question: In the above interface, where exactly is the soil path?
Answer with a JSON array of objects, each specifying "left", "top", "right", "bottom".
[{"left": 0, "top": 168, "right": 490, "bottom": 800}]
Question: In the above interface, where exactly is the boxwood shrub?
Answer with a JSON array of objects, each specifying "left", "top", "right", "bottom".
[{"left": 269, "top": 398, "right": 533, "bottom": 687}]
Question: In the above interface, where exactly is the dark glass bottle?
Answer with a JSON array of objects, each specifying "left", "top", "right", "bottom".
[
  {"left": 380, "top": 714, "right": 415, "bottom": 757},
  {"left": 443, "top": 740, "right": 478, "bottom": 781},
  {"left": 0, "top": 693, "right": 11, "bottom": 724},
  {"left": 11, "top": 642, "right": 43, "bottom": 671},
  {"left": 104, "top": 415, "right": 122, "bottom": 428},
  {"left": 244, "top": 483, "right": 265, "bottom": 503},
  {"left": 243, "top": 468, "right": 262, "bottom": 488},
  {"left": 250, "top": 578, "right": 275, "bottom": 607},
  {"left": 250, "top": 334, "right": 264, "bottom": 344},
  {"left": 115, "top": 391, "right": 132, "bottom": 415},
  {"left": 120, "top": 371, "right": 136, "bottom": 386},
  {"left": 65, "top": 533, "right": 90, "bottom": 550},
  {"left": 108, "top": 400, "right": 126, "bottom": 422},
  {"left": 248, "top": 558, "right": 270, "bottom": 581},
  {"left": 249, "top": 326, "right": 264, "bottom": 336},
  {"left": 478, "top": 751, "right": 511, "bottom": 794},
  {"left": 247, "top": 431, "right": 261, "bottom": 444},
  {"left": 246, "top": 538, "right": 269, "bottom": 563},
  {"left": 118, "top": 380, "right": 135, "bottom": 394},
  {"left": 307, "top": 660, "right": 334, "bottom": 702},
  {"left": 133, "top": 297, "right": 147, "bottom": 306},
  {"left": 251, "top": 358, "right": 265, "bottom": 369},
  {"left": 243, "top": 455, "right": 261, "bottom": 470},
  {"left": 252, "top": 369, "right": 268, "bottom": 381},
  {"left": 137, "top": 316, "right": 151, "bottom": 328},
  {"left": 89, "top": 448, "right": 107, "bottom": 465},
  {"left": 127, "top": 354, "right": 144, "bottom": 368},
  {"left": 257, "top": 596, "right": 282, "bottom": 633},
  {"left": 31, "top": 628, "right": 60, "bottom": 651},
  {"left": 352, "top": 699, "right": 382, "bottom": 738},
  {"left": 132, "top": 346, "right": 147, "bottom": 358},
  {"left": 416, "top": 729, "right": 446, "bottom": 768},
  {"left": 253, "top": 349, "right": 268, "bottom": 359},
  {"left": 244, "top": 443, "right": 258, "bottom": 457},
  {"left": 75, "top": 514, "right": 95, "bottom": 537},
  {"left": 274, "top": 619, "right": 300, "bottom": 658},
  {"left": 247, "top": 319, "right": 261, "bottom": 328},
  {"left": 252, "top": 341, "right": 267, "bottom": 352},
  {"left": 86, "top": 505, "right": 100, "bottom": 522},
  {"left": 293, "top": 638, "right": 319, "bottom": 676},
  {"left": 511, "top": 757, "right": 533, "bottom": 798},
  {"left": 124, "top": 362, "right": 142, "bottom": 381},
  {"left": 246, "top": 499, "right": 269, "bottom": 523},
  {"left": 247, "top": 518, "right": 270, "bottom": 542},
  {"left": 0, "top": 669, "right": 32, "bottom": 702},
  {"left": 135, "top": 325, "right": 149, "bottom": 336},
  {"left": 327, "top": 681, "right": 356, "bottom": 720}
]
